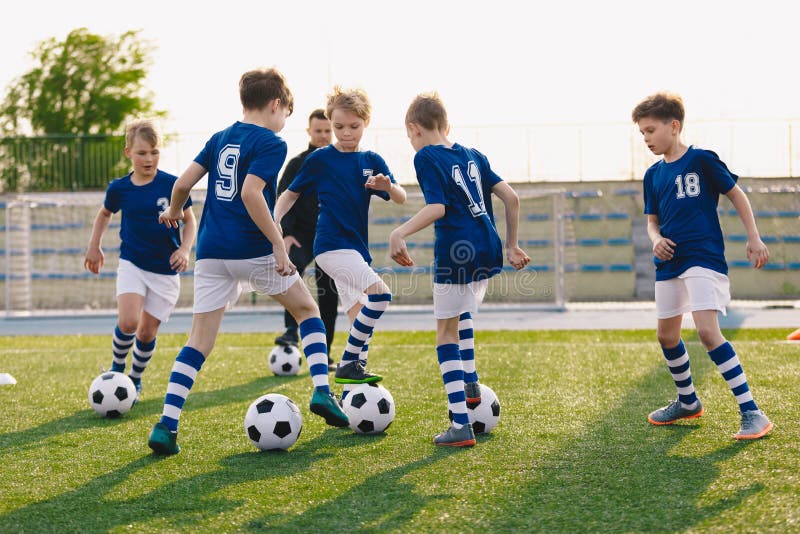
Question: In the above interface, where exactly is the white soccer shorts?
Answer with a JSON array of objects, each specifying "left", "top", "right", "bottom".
[
  {"left": 116, "top": 259, "right": 180, "bottom": 322},
  {"left": 193, "top": 255, "right": 300, "bottom": 314},
  {"left": 655, "top": 266, "right": 731, "bottom": 319},
  {"left": 432, "top": 279, "right": 489, "bottom": 319},
  {"left": 314, "top": 249, "right": 383, "bottom": 312}
]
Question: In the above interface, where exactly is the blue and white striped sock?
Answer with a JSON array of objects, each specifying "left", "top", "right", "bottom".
[
  {"left": 438, "top": 343, "right": 468, "bottom": 428},
  {"left": 300, "top": 317, "right": 331, "bottom": 394},
  {"left": 129, "top": 337, "right": 156, "bottom": 385},
  {"left": 160, "top": 346, "right": 205, "bottom": 432},
  {"left": 341, "top": 293, "right": 391, "bottom": 363},
  {"left": 662, "top": 340, "right": 698, "bottom": 409},
  {"left": 708, "top": 342, "right": 758, "bottom": 413},
  {"left": 111, "top": 325, "right": 135, "bottom": 373},
  {"left": 458, "top": 312, "right": 478, "bottom": 384}
]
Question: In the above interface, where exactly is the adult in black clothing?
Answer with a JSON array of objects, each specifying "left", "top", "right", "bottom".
[{"left": 274, "top": 109, "right": 339, "bottom": 365}]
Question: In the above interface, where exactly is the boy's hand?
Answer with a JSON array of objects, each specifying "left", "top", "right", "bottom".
[
  {"left": 273, "top": 247, "right": 297, "bottom": 276},
  {"left": 169, "top": 248, "right": 190, "bottom": 273},
  {"left": 84, "top": 248, "right": 104, "bottom": 274},
  {"left": 507, "top": 246, "right": 530, "bottom": 270},
  {"left": 652, "top": 237, "right": 676, "bottom": 261},
  {"left": 365, "top": 173, "right": 392, "bottom": 192},
  {"left": 283, "top": 235, "right": 301, "bottom": 254},
  {"left": 389, "top": 230, "right": 414, "bottom": 267},
  {"left": 158, "top": 206, "right": 184, "bottom": 229},
  {"left": 747, "top": 238, "right": 769, "bottom": 269}
]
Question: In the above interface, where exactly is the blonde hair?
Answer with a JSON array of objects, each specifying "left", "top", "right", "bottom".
[
  {"left": 325, "top": 86, "right": 371, "bottom": 121},
  {"left": 125, "top": 119, "right": 160, "bottom": 148},
  {"left": 405, "top": 92, "right": 448, "bottom": 132},
  {"left": 631, "top": 92, "right": 685, "bottom": 130}
]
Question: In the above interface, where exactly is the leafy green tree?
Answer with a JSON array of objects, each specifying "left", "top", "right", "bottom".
[
  {"left": 0, "top": 28, "right": 165, "bottom": 191},
  {"left": 1, "top": 27, "right": 164, "bottom": 135}
]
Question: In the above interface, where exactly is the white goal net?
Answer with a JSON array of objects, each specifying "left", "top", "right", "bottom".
[{"left": 1, "top": 187, "right": 569, "bottom": 315}]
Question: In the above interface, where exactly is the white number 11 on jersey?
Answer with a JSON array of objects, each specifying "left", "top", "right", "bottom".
[{"left": 452, "top": 161, "right": 486, "bottom": 217}]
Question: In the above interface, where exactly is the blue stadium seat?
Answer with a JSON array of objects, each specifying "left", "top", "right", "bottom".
[
  {"left": 614, "top": 188, "right": 639, "bottom": 196},
  {"left": 605, "top": 212, "right": 630, "bottom": 220},
  {"left": 566, "top": 190, "right": 603, "bottom": 198},
  {"left": 579, "top": 264, "right": 605, "bottom": 272},
  {"left": 607, "top": 237, "right": 632, "bottom": 246},
  {"left": 578, "top": 213, "right": 603, "bottom": 221},
  {"left": 527, "top": 213, "right": 550, "bottom": 221},
  {"left": 609, "top": 264, "right": 634, "bottom": 272},
  {"left": 577, "top": 238, "right": 604, "bottom": 246}
]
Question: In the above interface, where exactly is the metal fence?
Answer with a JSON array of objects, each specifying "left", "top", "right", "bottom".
[{"left": 0, "top": 134, "right": 127, "bottom": 193}]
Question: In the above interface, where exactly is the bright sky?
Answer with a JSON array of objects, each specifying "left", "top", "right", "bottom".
[{"left": 2, "top": 0, "right": 799, "bottom": 180}]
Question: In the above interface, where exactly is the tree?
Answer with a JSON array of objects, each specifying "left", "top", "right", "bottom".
[
  {"left": 1, "top": 27, "right": 164, "bottom": 136},
  {"left": 0, "top": 28, "right": 165, "bottom": 191}
]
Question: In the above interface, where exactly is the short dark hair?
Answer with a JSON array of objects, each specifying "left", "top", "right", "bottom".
[
  {"left": 308, "top": 108, "right": 327, "bottom": 124},
  {"left": 405, "top": 92, "right": 448, "bottom": 132},
  {"left": 631, "top": 92, "right": 685, "bottom": 129},
  {"left": 239, "top": 68, "right": 294, "bottom": 114}
]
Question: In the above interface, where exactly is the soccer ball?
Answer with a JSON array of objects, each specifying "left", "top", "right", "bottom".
[
  {"left": 268, "top": 345, "right": 303, "bottom": 376},
  {"left": 244, "top": 393, "right": 303, "bottom": 450},
  {"left": 342, "top": 383, "right": 395, "bottom": 434},
  {"left": 449, "top": 384, "right": 501, "bottom": 434},
  {"left": 88, "top": 371, "right": 136, "bottom": 418}
]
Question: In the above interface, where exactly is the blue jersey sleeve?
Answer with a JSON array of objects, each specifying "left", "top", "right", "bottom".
[
  {"left": 642, "top": 167, "right": 657, "bottom": 215},
  {"left": 473, "top": 149, "right": 503, "bottom": 189},
  {"left": 248, "top": 137, "right": 288, "bottom": 184},
  {"left": 288, "top": 151, "right": 320, "bottom": 194},
  {"left": 413, "top": 151, "right": 447, "bottom": 205},
  {"left": 699, "top": 150, "right": 738, "bottom": 194},
  {"left": 103, "top": 180, "right": 121, "bottom": 213}
]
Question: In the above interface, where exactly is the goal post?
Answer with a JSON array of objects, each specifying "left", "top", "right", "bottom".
[{"left": 1, "top": 187, "right": 570, "bottom": 315}]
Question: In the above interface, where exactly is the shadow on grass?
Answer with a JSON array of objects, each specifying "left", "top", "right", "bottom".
[
  {"left": 483, "top": 350, "right": 764, "bottom": 532},
  {"left": 0, "top": 427, "right": 364, "bottom": 532},
  {"left": 247, "top": 449, "right": 456, "bottom": 531},
  {"left": 0, "top": 374, "right": 305, "bottom": 454}
]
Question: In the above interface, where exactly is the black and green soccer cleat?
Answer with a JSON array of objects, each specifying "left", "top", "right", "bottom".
[{"left": 148, "top": 422, "right": 180, "bottom": 455}]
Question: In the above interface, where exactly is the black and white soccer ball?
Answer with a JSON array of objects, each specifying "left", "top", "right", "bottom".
[
  {"left": 268, "top": 345, "right": 302, "bottom": 376},
  {"left": 244, "top": 393, "right": 303, "bottom": 450},
  {"left": 87, "top": 371, "right": 136, "bottom": 418},
  {"left": 342, "top": 383, "right": 395, "bottom": 434},
  {"left": 449, "top": 383, "right": 501, "bottom": 434}
]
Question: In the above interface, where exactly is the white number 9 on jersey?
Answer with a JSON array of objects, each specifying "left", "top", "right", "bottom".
[{"left": 216, "top": 144, "right": 240, "bottom": 201}]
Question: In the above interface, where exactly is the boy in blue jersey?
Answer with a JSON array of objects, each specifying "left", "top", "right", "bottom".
[
  {"left": 275, "top": 86, "right": 407, "bottom": 394},
  {"left": 633, "top": 92, "right": 773, "bottom": 440},
  {"left": 389, "top": 93, "right": 530, "bottom": 446},
  {"left": 85, "top": 119, "right": 197, "bottom": 402},
  {"left": 148, "top": 68, "right": 348, "bottom": 456}
]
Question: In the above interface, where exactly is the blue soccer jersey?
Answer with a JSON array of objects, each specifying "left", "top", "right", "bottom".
[
  {"left": 414, "top": 143, "right": 504, "bottom": 284},
  {"left": 643, "top": 146, "right": 737, "bottom": 280},
  {"left": 104, "top": 170, "right": 192, "bottom": 275},
  {"left": 288, "top": 145, "right": 394, "bottom": 263},
  {"left": 194, "top": 122, "right": 287, "bottom": 260}
]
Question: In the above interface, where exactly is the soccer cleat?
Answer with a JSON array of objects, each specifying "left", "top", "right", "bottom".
[
  {"left": 334, "top": 360, "right": 382, "bottom": 384},
  {"left": 734, "top": 410, "right": 773, "bottom": 440},
  {"left": 464, "top": 382, "right": 481, "bottom": 404},
  {"left": 148, "top": 422, "right": 180, "bottom": 455},
  {"left": 309, "top": 389, "right": 349, "bottom": 427},
  {"left": 274, "top": 329, "right": 299, "bottom": 347},
  {"left": 647, "top": 399, "right": 704, "bottom": 425},
  {"left": 434, "top": 423, "right": 476, "bottom": 447},
  {"left": 130, "top": 376, "right": 142, "bottom": 404}
]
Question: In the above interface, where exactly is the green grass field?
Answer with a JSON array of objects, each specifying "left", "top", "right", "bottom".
[{"left": 1, "top": 329, "right": 798, "bottom": 532}]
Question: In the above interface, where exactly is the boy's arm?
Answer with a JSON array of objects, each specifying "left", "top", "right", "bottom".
[
  {"left": 169, "top": 206, "right": 198, "bottom": 273},
  {"left": 726, "top": 184, "right": 769, "bottom": 269},
  {"left": 491, "top": 182, "right": 530, "bottom": 270},
  {"left": 388, "top": 182, "right": 407, "bottom": 204},
  {"left": 273, "top": 189, "right": 300, "bottom": 226},
  {"left": 84, "top": 206, "right": 113, "bottom": 274},
  {"left": 388, "top": 203, "right": 445, "bottom": 266},
  {"left": 647, "top": 214, "right": 676, "bottom": 261},
  {"left": 160, "top": 162, "right": 206, "bottom": 229},
  {"left": 241, "top": 175, "right": 295, "bottom": 276}
]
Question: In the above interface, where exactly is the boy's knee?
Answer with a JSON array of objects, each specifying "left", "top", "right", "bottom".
[
  {"left": 118, "top": 319, "right": 138, "bottom": 335},
  {"left": 656, "top": 332, "right": 680, "bottom": 348},
  {"left": 696, "top": 326, "right": 723, "bottom": 349}
]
